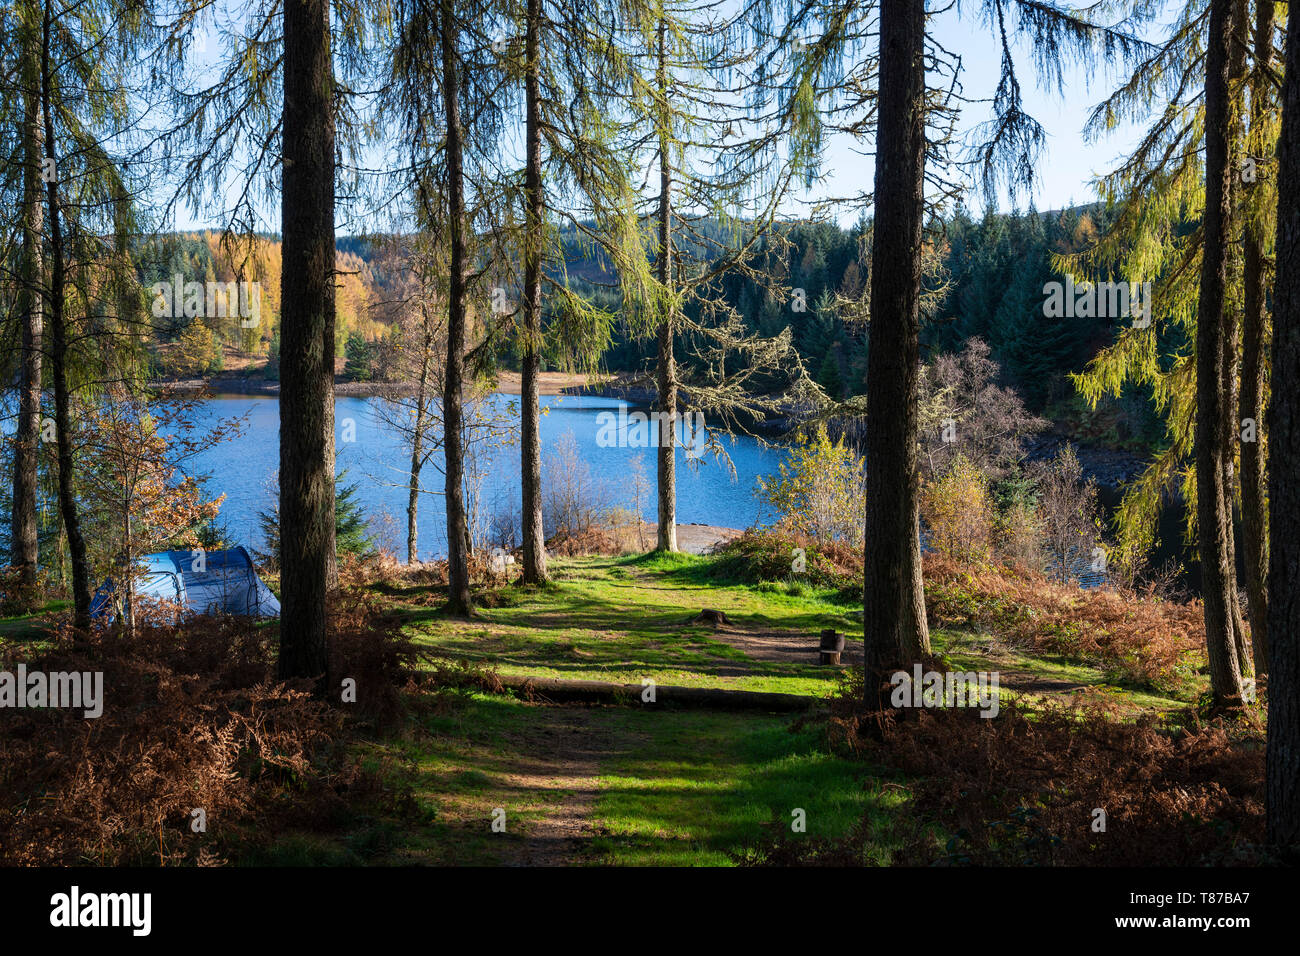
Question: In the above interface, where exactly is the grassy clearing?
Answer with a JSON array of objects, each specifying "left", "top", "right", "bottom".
[
  {"left": 254, "top": 689, "right": 895, "bottom": 867},
  {"left": 4, "top": 547, "right": 1203, "bottom": 866},
  {"left": 384, "top": 553, "right": 860, "bottom": 697},
  {"left": 931, "top": 629, "right": 1192, "bottom": 713},
  {"left": 378, "top": 552, "right": 1182, "bottom": 714}
]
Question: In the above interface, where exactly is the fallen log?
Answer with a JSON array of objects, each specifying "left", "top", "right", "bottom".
[{"left": 495, "top": 674, "right": 817, "bottom": 712}]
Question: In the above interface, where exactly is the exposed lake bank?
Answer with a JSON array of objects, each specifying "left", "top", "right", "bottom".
[{"left": 161, "top": 369, "right": 604, "bottom": 397}]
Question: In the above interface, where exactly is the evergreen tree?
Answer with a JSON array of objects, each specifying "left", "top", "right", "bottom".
[
  {"left": 620, "top": 0, "right": 821, "bottom": 551},
  {"left": 500, "top": 0, "right": 652, "bottom": 583},
  {"left": 6, "top": 0, "right": 44, "bottom": 603},
  {"left": 256, "top": 471, "right": 376, "bottom": 571},
  {"left": 816, "top": 347, "right": 844, "bottom": 399}
]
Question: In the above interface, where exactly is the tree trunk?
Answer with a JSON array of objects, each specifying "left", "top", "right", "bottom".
[
  {"left": 324, "top": 344, "right": 337, "bottom": 588},
  {"left": 406, "top": 315, "right": 431, "bottom": 565},
  {"left": 440, "top": 0, "right": 473, "bottom": 615},
  {"left": 863, "top": 0, "right": 930, "bottom": 698},
  {"left": 1241, "top": 0, "right": 1275, "bottom": 677},
  {"left": 520, "top": 0, "right": 548, "bottom": 583},
  {"left": 654, "top": 16, "right": 678, "bottom": 553},
  {"left": 1197, "top": 0, "right": 1245, "bottom": 707},
  {"left": 11, "top": 19, "right": 44, "bottom": 598},
  {"left": 41, "top": 5, "right": 90, "bottom": 631},
  {"left": 1224, "top": 0, "right": 1251, "bottom": 677},
  {"left": 122, "top": 510, "right": 134, "bottom": 637},
  {"left": 321, "top": 34, "right": 338, "bottom": 592},
  {"left": 1268, "top": 0, "right": 1300, "bottom": 852},
  {"left": 278, "top": 0, "right": 335, "bottom": 683},
  {"left": 407, "top": 439, "right": 422, "bottom": 564}
]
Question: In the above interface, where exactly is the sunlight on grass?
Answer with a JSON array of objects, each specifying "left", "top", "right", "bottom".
[{"left": 590, "top": 709, "right": 903, "bottom": 866}]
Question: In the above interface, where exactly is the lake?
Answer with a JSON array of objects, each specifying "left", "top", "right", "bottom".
[{"left": 187, "top": 394, "right": 783, "bottom": 560}]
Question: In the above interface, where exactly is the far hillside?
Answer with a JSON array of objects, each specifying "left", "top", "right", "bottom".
[{"left": 137, "top": 204, "right": 1165, "bottom": 461}]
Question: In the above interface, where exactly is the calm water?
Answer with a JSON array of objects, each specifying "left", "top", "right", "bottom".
[{"left": 187, "top": 394, "right": 782, "bottom": 560}]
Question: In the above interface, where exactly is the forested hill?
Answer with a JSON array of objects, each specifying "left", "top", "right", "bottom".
[{"left": 142, "top": 202, "right": 1165, "bottom": 457}]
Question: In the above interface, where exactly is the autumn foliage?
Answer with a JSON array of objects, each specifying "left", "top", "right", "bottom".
[
  {"left": 0, "top": 593, "right": 420, "bottom": 865},
  {"left": 924, "top": 554, "right": 1203, "bottom": 693},
  {"left": 746, "top": 678, "right": 1267, "bottom": 866}
]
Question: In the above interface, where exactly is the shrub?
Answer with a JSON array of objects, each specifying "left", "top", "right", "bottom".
[
  {"left": 996, "top": 498, "right": 1047, "bottom": 572},
  {"left": 1032, "top": 444, "right": 1104, "bottom": 583},
  {"left": 921, "top": 456, "right": 994, "bottom": 564},
  {"left": 256, "top": 470, "right": 377, "bottom": 571},
  {"left": 542, "top": 430, "right": 611, "bottom": 538},
  {"left": 758, "top": 423, "right": 865, "bottom": 546},
  {"left": 709, "top": 528, "right": 861, "bottom": 593}
]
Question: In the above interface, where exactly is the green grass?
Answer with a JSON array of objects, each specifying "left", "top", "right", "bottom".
[
  {"left": 589, "top": 708, "right": 903, "bottom": 865},
  {"left": 0, "top": 600, "right": 67, "bottom": 649},
  {"left": 253, "top": 689, "right": 900, "bottom": 866},
  {"left": 386, "top": 554, "right": 859, "bottom": 697},
  {"left": 931, "top": 628, "right": 1191, "bottom": 713}
]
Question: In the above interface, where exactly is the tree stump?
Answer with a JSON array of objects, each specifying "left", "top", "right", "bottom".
[
  {"left": 690, "top": 608, "right": 732, "bottom": 627},
  {"left": 819, "top": 650, "right": 842, "bottom": 666},
  {"left": 819, "top": 629, "right": 845, "bottom": 653}
]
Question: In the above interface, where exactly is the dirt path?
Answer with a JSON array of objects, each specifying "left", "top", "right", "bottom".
[
  {"left": 701, "top": 620, "right": 864, "bottom": 670},
  {"left": 496, "top": 706, "right": 643, "bottom": 866}
]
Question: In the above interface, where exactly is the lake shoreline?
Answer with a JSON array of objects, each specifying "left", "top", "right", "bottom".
[{"left": 159, "top": 369, "right": 650, "bottom": 399}]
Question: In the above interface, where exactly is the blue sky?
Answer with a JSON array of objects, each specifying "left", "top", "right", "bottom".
[
  {"left": 168, "top": 1, "right": 1165, "bottom": 233},
  {"left": 794, "top": 2, "right": 1159, "bottom": 222}
]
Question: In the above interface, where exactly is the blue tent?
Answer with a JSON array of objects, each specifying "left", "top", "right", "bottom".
[
  {"left": 90, "top": 547, "right": 281, "bottom": 621},
  {"left": 1047, "top": 546, "right": 1109, "bottom": 590}
]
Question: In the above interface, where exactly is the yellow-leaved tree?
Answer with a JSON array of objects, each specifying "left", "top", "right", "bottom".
[
  {"left": 759, "top": 424, "right": 865, "bottom": 546},
  {"left": 920, "top": 455, "right": 994, "bottom": 565}
]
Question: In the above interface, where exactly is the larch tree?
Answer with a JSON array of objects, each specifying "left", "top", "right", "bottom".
[
  {"left": 619, "top": 0, "right": 823, "bottom": 554},
  {"left": 435, "top": 0, "right": 473, "bottom": 615},
  {"left": 19, "top": 0, "right": 155, "bottom": 628},
  {"left": 1267, "top": 0, "right": 1300, "bottom": 851},
  {"left": 386, "top": 0, "right": 513, "bottom": 615},
  {"left": 1070, "top": 0, "right": 1281, "bottom": 696},
  {"left": 1193, "top": 0, "right": 1247, "bottom": 706},
  {"left": 520, "top": 0, "right": 549, "bottom": 582},
  {"left": 496, "top": 0, "right": 651, "bottom": 582},
  {"left": 6, "top": 0, "right": 44, "bottom": 602},
  {"left": 40, "top": 0, "right": 91, "bottom": 628},
  {"left": 650, "top": 10, "right": 677, "bottom": 552}
]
